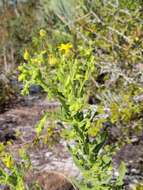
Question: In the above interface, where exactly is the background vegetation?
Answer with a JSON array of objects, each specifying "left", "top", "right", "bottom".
[{"left": 0, "top": 0, "right": 143, "bottom": 189}]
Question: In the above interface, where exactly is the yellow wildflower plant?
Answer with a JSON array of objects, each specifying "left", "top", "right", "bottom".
[
  {"left": 23, "top": 49, "right": 30, "bottom": 61},
  {"left": 58, "top": 43, "right": 73, "bottom": 54},
  {"left": 39, "top": 29, "right": 47, "bottom": 38}
]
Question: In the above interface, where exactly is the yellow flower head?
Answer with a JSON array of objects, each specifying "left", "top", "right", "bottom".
[
  {"left": 39, "top": 29, "right": 47, "bottom": 38},
  {"left": 48, "top": 54, "right": 57, "bottom": 65},
  {"left": 134, "top": 37, "right": 139, "bottom": 42},
  {"left": 23, "top": 49, "right": 30, "bottom": 61},
  {"left": 58, "top": 43, "right": 73, "bottom": 54},
  {"left": 3, "top": 155, "right": 14, "bottom": 168}
]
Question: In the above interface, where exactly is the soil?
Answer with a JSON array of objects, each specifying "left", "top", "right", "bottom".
[{"left": 25, "top": 171, "right": 76, "bottom": 190}]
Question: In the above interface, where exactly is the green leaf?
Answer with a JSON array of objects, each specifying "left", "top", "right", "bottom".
[
  {"left": 35, "top": 112, "right": 48, "bottom": 135},
  {"left": 116, "top": 161, "right": 126, "bottom": 186}
]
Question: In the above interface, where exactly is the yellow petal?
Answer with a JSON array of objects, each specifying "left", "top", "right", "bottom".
[{"left": 23, "top": 49, "right": 30, "bottom": 61}]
